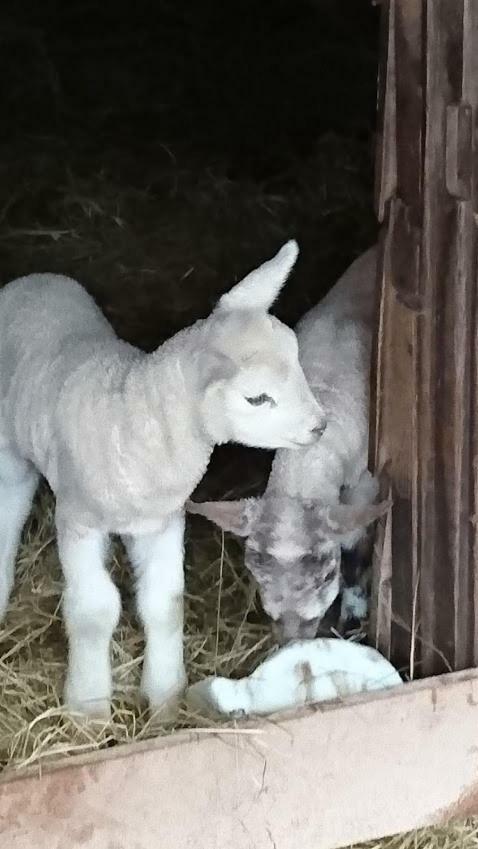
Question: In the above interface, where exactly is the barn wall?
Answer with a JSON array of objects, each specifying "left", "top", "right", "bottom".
[{"left": 370, "top": 0, "right": 478, "bottom": 677}]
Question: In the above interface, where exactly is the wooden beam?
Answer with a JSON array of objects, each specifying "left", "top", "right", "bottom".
[
  {"left": 371, "top": 0, "right": 478, "bottom": 677},
  {"left": 1, "top": 672, "right": 478, "bottom": 849}
]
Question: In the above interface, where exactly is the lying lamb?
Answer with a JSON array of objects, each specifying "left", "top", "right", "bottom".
[
  {"left": 187, "top": 246, "right": 389, "bottom": 644},
  {"left": 0, "top": 241, "right": 326, "bottom": 719}
]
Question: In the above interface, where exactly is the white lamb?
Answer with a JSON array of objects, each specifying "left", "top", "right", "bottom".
[
  {"left": 187, "top": 246, "right": 390, "bottom": 643},
  {"left": 0, "top": 241, "right": 326, "bottom": 718}
]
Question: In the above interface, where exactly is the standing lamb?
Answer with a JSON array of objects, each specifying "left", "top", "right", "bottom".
[
  {"left": 187, "top": 246, "right": 389, "bottom": 644},
  {"left": 0, "top": 241, "right": 326, "bottom": 718}
]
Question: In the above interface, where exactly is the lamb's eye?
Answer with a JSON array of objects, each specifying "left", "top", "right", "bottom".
[
  {"left": 323, "top": 569, "right": 336, "bottom": 583},
  {"left": 245, "top": 393, "right": 275, "bottom": 407}
]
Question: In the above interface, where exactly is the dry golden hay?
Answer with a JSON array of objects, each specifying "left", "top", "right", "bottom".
[
  {"left": 357, "top": 821, "right": 478, "bottom": 849},
  {"left": 0, "top": 484, "right": 273, "bottom": 773}
]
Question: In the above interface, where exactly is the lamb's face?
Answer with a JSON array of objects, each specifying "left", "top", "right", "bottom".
[
  {"left": 244, "top": 495, "right": 341, "bottom": 643},
  {"left": 199, "top": 239, "right": 326, "bottom": 450},
  {"left": 206, "top": 312, "right": 326, "bottom": 450},
  {"left": 186, "top": 493, "right": 390, "bottom": 644}
]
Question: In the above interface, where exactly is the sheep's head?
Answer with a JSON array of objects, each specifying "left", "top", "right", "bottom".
[
  {"left": 186, "top": 494, "right": 390, "bottom": 644},
  {"left": 199, "top": 241, "right": 326, "bottom": 451}
]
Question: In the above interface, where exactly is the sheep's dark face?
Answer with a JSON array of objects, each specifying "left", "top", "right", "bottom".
[
  {"left": 244, "top": 495, "right": 341, "bottom": 644},
  {"left": 186, "top": 491, "right": 390, "bottom": 644}
]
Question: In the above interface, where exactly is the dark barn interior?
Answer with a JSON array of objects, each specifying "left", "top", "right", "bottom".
[
  {"left": 1, "top": 0, "right": 380, "bottom": 498},
  {"left": 0, "top": 0, "right": 381, "bottom": 765}
]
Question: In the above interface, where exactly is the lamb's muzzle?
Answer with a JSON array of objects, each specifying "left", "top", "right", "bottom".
[{"left": 272, "top": 612, "right": 321, "bottom": 645}]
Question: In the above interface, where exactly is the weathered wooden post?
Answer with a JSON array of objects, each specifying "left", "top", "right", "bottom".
[{"left": 370, "top": 0, "right": 478, "bottom": 677}]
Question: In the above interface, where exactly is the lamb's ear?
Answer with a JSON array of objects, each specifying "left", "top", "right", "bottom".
[
  {"left": 185, "top": 497, "right": 261, "bottom": 537},
  {"left": 217, "top": 240, "right": 299, "bottom": 313},
  {"left": 317, "top": 498, "right": 392, "bottom": 541}
]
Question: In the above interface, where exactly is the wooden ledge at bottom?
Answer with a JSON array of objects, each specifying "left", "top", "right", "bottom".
[{"left": 1, "top": 669, "right": 478, "bottom": 849}]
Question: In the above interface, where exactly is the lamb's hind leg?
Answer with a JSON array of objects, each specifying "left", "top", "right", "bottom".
[{"left": 0, "top": 447, "right": 39, "bottom": 619}]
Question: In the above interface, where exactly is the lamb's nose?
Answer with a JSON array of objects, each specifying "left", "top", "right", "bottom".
[
  {"left": 273, "top": 618, "right": 299, "bottom": 646},
  {"left": 311, "top": 419, "right": 327, "bottom": 438},
  {"left": 273, "top": 612, "right": 302, "bottom": 645}
]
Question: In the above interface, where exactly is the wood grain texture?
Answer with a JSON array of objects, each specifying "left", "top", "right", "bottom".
[{"left": 371, "top": 0, "right": 478, "bottom": 677}]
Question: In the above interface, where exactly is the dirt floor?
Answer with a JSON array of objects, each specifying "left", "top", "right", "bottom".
[{"left": 0, "top": 0, "right": 475, "bottom": 843}]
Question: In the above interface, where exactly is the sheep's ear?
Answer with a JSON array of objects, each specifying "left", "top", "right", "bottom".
[
  {"left": 217, "top": 240, "right": 299, "bottom": 313},
  {"left": 316, "top": 498, "right": 392, "bottom": 541},
  {"left": 185, "top": 497, "right": 261, "bottom": 537}
]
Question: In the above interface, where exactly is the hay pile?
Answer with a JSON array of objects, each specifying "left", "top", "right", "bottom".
[
  {"left": 0, "top": 132, "right": 377, "bottom": 350},
  {"left": 360, "top": 822, "right": 478, "bottom": 849}
]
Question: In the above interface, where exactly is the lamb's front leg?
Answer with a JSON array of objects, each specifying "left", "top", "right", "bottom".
[
  {"left": 123, "top": 512, "right": 187, "bottom": 719},
  {"left": 56, "top": 517, "right": 120, "bottom": 719}
]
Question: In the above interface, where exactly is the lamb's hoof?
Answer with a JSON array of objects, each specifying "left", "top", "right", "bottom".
[
  {"left": 146, "top": 676, "right": 188, "bottom": 725},
  {"left": 65, "top": 688, "right": 111, "bottom": 722},
  {"left": 142, "top": 669, "right": 187, "bottom": 725},
  {"left": 146, "top": 694, "right": 183, "bottom": 727}
]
